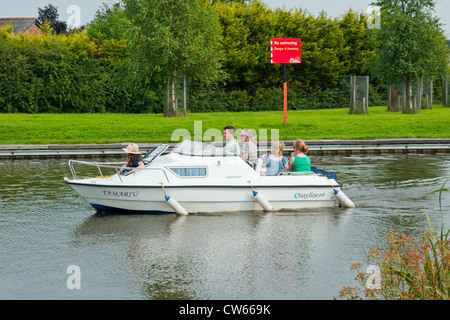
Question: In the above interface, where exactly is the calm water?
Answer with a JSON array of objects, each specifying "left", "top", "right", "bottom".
[{"left": 0, "top": 153, "right": 449, "bottom": 300}]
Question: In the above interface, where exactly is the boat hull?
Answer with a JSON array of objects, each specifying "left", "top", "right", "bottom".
[
  {"left": 67, "top": 182, "right": 339, "bottom": 214},
  {"left": 65, "top": 141, "right": 352, "bottom": 214}
]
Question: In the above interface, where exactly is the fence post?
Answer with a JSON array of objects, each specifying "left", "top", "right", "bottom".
[{"left": 443, "top": 74, "right": 449, "bottom": 108}]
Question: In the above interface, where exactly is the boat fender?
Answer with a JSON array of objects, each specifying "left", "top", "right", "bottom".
[
  {"left": 165, "top": 195, "right": 188, "bottom": 215},
  {"left": 334, "top": 189, "right": 355, "bottom": 208},
  {"left": 252, "top": 191, "right": 274, "bottom": 212}
]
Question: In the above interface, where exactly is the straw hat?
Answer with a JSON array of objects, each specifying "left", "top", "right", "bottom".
[{"left": 122, "top": 143, "right": 140, "bottom": 154}]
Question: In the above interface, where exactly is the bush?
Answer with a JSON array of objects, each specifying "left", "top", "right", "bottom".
[
  {"left": 0, "top": 25, "right": 163, "bottom": 114},
  {"left": 190, "top": 78, "right": 382, "bottom": 112}
]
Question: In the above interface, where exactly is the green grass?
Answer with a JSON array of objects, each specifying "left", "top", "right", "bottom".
[{"left": 1, "top": 105, "right": 449, "bottom": 144}]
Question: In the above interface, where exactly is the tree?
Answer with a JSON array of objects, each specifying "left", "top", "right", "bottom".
[
  {"left": 369, "top": 0, "right": 449, "bottom": 113},
  {"left": 338, "top": 10, "right": 375, "bottom": 76},
  {"left": 38, "top": 4, "right": 68, "bottom": 34},
  {"left": 87, "top": 2, "right": 130, "bottom": 41},
  {"left": 87, "top": 3, "right": 164, "bottom": 113},
  {"left": 214, "top": 1, "right": 277, "bottom": 90},
  {"left": 123, "top": 0, "right": 223, "bottom": 116}
]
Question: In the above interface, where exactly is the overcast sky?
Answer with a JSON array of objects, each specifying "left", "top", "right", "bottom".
[{"left": 0, "top": 0, "right": 449, "bottom": 37}]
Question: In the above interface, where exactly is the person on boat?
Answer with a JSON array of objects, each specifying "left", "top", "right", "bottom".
[
  {"left": 240, "top": 129, "right": 258, "bottom": 167},
  {"left": 118, "top": 143, "right": 145, "bottom": 176},
  {"left": 288, "top": 139, "right": 311, "bottom": 173},
  {"left": 223, "top": 125, "right": 240, "bottom": 155},
  {"left": 261, "top": 140, "right": 288, "bottom": 176}
]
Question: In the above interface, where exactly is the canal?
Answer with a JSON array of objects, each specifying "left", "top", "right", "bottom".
[{"left": 0, "top": 153, "right": 449, "bottom": 299}]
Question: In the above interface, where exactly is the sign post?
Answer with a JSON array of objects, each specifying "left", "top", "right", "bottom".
[
  {"left": 283, "top": 64, "right": 287, "bottom": 125},
  {"left": 270, "top": 38, "right": 301, "bottom": 125}
]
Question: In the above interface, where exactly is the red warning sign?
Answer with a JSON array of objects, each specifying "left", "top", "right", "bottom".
[{"left": 270, "top": 38, "right": 301, "bottom": 64}]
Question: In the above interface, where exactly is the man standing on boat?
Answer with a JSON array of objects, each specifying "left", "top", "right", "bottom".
[{"left": 223, "top": 125, "right": 240, "bottom": 155}]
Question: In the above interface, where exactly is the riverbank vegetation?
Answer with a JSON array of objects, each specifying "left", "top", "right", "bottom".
[
  {"left": 338, "top": 229, "right": 450, "bottom": 300},
  {"left": 337, "top": 180, "right": 449, "bottom": 300},
  {"left": 1, "top": 105, "right": 449, "bottom": 144},
  {"left": 1, "top": 1, "right": 448, "bottom": 115}
]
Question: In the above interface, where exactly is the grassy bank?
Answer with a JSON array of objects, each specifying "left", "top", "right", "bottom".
[{"left": 1, "top": 106, "right": 449, "bottom": 144}]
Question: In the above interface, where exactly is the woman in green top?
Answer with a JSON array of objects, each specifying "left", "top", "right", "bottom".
[{"left": 288, "top": 139, "right": 311, "bottom": 172}]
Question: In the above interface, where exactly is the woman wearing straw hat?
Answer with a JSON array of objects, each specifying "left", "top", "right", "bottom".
[{"left": 118, "top": 143, "right": 145, "bottom": 176}]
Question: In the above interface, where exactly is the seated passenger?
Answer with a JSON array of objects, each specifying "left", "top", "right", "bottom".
[
  {"left": 119, "top": 143, "right": 145, "bottom": 176},
  {"left": 288, "top": 139, "right": 311, "bottom": 173},
  {"left": 223, "top": 125, "right": 240, "bottom": 155},
  {"left": 261, "top": 140, "right": 288, "bottom": 176},
  {"left": 240, "top": 129, "right": 258, "bottom": 167}
]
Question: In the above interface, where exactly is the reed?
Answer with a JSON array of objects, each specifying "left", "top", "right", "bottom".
[{"left": 337, "top": 179, "right": 450, "bottom": 300}]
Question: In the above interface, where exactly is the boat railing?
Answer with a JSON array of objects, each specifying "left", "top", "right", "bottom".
[
  {"left": 68, "top": 159, "right": 171, "bottom": 183},
  {"left": 68, "top": 144, "right": 171, "bottom": 181},
  {"left": 68, "top": 159, "right": 125, "bottom": 180}
]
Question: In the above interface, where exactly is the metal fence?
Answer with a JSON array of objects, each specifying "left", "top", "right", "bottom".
[
  {"left": 387, "top": 77, "right": 434, "bottom": 113},
  {"left": 164, "top": 74, "right": 189, "bottom": 117},
  {"left": 387, "top": 84, "right": 402, "bottom": 112},
  {"left": 443, "top": 74, "right": 449, "bottom": 108},
  {"left": 421, "top": 79, "right": 433, "bottom": 109},
  {"left": 349, "top": 75, "right": 369, "bottom": 114}
]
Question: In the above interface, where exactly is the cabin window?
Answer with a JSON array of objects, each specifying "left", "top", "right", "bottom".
[{"left": 169, "top": 167, "right": 207, "bottom": 177}]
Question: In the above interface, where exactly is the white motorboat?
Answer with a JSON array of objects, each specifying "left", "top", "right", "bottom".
[{"left": 65, "top": 140, "right": 355, "bottom": 214}]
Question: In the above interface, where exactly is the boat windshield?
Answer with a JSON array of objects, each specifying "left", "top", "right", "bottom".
[{"left": 171, "top": 140, "right": 237, "bottom": 157}]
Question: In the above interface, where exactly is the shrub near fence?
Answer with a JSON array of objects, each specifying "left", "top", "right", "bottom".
[{"left": 189, "top": 80, "right": 386, "bottom": 112}]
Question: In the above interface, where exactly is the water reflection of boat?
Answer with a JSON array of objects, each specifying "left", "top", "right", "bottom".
[{"left": 65, "top": 140, "right": 354, "bottom": 214}]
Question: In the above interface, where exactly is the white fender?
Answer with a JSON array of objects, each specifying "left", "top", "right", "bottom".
[
  {"left": 165, "top": 195, "right": 188, "bottom": 215},
  {"left": 253, "top": 191, "right": 274, "bottom": 211},
  {"left": 334, "top": 189, "right": 355, "bottom": 208}
]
